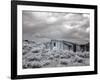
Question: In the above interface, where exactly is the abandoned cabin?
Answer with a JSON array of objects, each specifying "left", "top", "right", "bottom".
[{"left": 45, "top": 40, "right": 89, "bottom": 52}]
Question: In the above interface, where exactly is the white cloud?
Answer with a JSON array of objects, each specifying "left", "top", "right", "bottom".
[
  {"left": 83, "top": 14, "right": 90, "bottom": 18},
  {"left": 86, "top": 27, "right": 90, "bottom": 33},
  {"left": 64, "top": 13, "right": 83, "bottom": 21},
  {"left": 22, "top": 11, "right": 90, "bottom": 43},
  {"left": 63, "top": 24, "right": 73, "bottom": 29},
  {"left": 46, "top": 17, "right": 57, "bottom": 24}
]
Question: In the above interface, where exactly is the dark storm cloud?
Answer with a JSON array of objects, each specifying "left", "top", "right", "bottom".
[{"left": 22, "top": 11, "right": 90, "bottom": 44}]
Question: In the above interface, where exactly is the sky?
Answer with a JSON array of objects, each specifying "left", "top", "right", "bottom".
[{"left": 22, "top": 11, "right": 90, "bottom": 44}]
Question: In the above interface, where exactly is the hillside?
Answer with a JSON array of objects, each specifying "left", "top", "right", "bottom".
[{"left": 22, "top": 39, "right": 90, "bottom": 69}]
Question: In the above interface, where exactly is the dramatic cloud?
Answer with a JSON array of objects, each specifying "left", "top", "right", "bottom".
[{"left": 22, "top": 11, "right": 90, "bottom": 44}]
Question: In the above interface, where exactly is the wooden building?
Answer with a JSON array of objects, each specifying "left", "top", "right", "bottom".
[{"left": 45, "top": 40, "right": 89, "bottom": 52}]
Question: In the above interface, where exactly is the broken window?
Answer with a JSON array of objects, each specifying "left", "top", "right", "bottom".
[{"left": 54, "top": 42, "right": 56, "bottom": 47}]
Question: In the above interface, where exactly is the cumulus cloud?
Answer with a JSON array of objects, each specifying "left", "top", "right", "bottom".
[{"left": 22, "top": 11, "right": 90, "bottom": 44}]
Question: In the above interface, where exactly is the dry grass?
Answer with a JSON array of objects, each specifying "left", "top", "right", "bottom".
[{"left": 22, "top": 40, "right": 90, "bottom": 69}]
